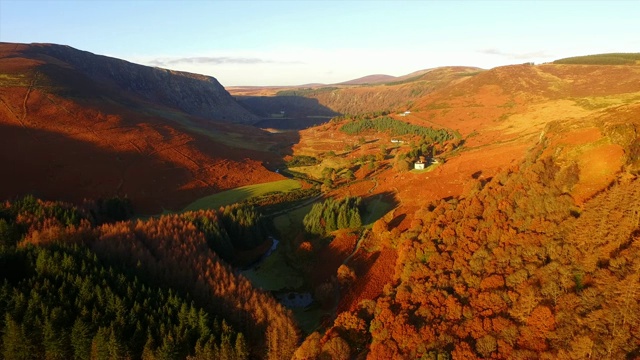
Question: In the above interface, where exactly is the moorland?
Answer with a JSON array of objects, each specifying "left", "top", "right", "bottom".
[{"left": 1, "top": 43, "right": 640, "bottom": 359}]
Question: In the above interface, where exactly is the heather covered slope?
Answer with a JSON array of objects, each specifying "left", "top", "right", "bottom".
[
  {"left": 296, "top": 111, "right": 640, "bottom": 360},
  {"left": 290, "top": 62, "right": 640, "bottom": 359},
  {"left": 0, "top": 43, "right": 285, "bottom": 213},
  {"left": 350, "top": 146, "right": 640, "bottom": 359},
  {"left": 228, "top": 66, "right": 483, "bottom": 121},
  {"left": 318, "top": 66, "right": 482, "bottom": 115}
]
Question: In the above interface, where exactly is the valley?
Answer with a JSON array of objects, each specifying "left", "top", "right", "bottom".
[{"left": 1, "top": 43, "right": 640, "bottom": 359}]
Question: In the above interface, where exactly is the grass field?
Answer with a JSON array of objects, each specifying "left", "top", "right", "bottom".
[
  {"left": 241, "top": 247, "right": 305, "bottom": 291},
  {"left": 143, "top": 107, "right": 269, "bottom": 151},
  {"left": 291, "top": 155, "right": 351, "bottom": 179},
  {"left": 273, "top": 203, "right": 314, "bottom": 241},
  {"left": 554, "top": 53, "right": 640, "bottom": 65},
  {"left": 363, "top": 196, "right": 395, "bottom": 227},
  {"left": 291, "top": 305, "right": 330, "bottom": 334},
  {"left": 183, "top": 179, "right": 301, "bottom": 211},
  {"left": 410, "top": 162, "right": 440, "bottom": 174}
]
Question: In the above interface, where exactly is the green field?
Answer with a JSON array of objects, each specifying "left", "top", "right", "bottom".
[
  {"left": 183, "top": 179, "right": 301, "bottom": 211},
  {"left": 363, "top": 196, "right": 394, "bottom": 227},
  {"left": 553, "top": 53, "right": 640, "bottom": 65},
  {"left": 292, "top": 305, "right": 330, "bottom": 334},
  {"left": 241, "top": 245, "right": 305, "bottom": 291},
  {"left": 410, "top": 162, "right": 440, "bottom": 174},
  {"left": 143, "top": 107, "right": 270, "bottom": 151}
]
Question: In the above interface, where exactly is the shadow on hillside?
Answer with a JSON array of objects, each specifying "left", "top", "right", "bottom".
[
  {"left": 362, "top": 191, "right": 399, "bottom": 226},
  {"left": 237, "top": 95, "right": 341, "bottom": 130},
  {"left": 0, "top": 123, "right": 222, "bottom": 215},
  {"left": 387, "top": 214, "right": 406, "bottom": 229},
  {"left": 350, "top": 249, "right": 380, "bottom": 284}
]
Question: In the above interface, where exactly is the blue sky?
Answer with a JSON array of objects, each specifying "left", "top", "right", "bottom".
[{"left": 1, "top": 0, "right": 638, "bottom": 86}]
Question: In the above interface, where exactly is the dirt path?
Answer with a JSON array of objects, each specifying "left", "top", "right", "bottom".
[
  {"left": 22, "top": 72, "right": 38, "bottom": 122},
  {"left": 0, "top": 96, "right": 25, "bottom": 127}
]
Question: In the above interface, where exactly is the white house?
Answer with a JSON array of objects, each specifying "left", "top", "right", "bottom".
[{"left": 414, "top": 161, "right": 426, "bottom": 170}]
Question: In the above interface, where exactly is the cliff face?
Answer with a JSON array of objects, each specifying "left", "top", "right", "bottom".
[{"left": 23, "top": 43, "right": 259, "bottom": 123}]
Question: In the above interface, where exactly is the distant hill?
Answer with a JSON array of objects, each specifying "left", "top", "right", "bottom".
[
  {"left": 302, "top": 66, "right": 484, "bottom": 115},
  {"left": 228, "top": 66, "right": 484, "bottom": 119},
  {"left": 554, "top": 52, "right": 640, "bottom": 65},
  {"left": 0, "top": 42, "right": 285, "bottom": 213},
  {"left": 335, "top": 67, "right": 483, "bottom": 86},
  {"left": 337, "top": 74, "right": 397, "bottom": 85}
]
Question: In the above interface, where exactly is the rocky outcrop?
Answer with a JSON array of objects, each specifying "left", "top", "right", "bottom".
[{"left": 24, "top": 43, "right": 259, "bottom": 123}]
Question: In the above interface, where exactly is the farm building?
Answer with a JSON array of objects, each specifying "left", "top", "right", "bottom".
[{"left": 414, "top": 161, "right": 426, "bottom": 170}]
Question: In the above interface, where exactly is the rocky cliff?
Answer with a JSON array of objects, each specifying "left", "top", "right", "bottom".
[{"left": 21, "top": 43, "right": 259, "bottom": 123}]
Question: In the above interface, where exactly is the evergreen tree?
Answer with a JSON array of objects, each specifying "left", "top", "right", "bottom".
[
  {"left": 219, "top": 334, "right": 232, "bottom": 360},
  {"left": 141, "top": 334, "right": 155, "bottom": 360},
  {"left": 2, "top": 314, "right": 33, "bottom": 360},
  {"left": 43, "top": 319, "right": 69, "bottom": 360},
  {"left": 235, "top": 333, "right": 249, "bottom": 360},
  {"left": 326, "top": 210, "right": 337, "bottom": 233},
  {"left": 337, "top": 205, "right": 349, "bottom": 229},
  {"left": 90, "top": 327, "right": 110, "bottom": 360},
  {"left": 349, "top": 209, "right": 362, "bottom": 229},
  {"left": 71, "top": 318, "right": 92, "bottom": 360}
]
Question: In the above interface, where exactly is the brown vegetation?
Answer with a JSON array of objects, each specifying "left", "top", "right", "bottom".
[{"left": 290, "top": 62, "right": 640, "bottom": 358}]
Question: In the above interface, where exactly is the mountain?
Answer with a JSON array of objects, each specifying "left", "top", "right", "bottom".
[
  {"left": 337, "top": 74, "right": 397, "bottom": 85},
  {"left": 335, "top": 67, "right": 475, "bottom": 86},
  {"left": 4, "top": 42, "right": 259, "bottom": 123},
  {"left": 0, "top": 42, "right": 286, "bottom": 213}
]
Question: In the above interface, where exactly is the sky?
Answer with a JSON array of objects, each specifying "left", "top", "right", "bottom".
[{"left": 1, "top": 0, "right": 639, "bottom": 86}]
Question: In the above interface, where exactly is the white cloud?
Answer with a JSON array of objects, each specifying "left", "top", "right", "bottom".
[{"left": 128, "top": 47, "right": 529, "bottom": 86}]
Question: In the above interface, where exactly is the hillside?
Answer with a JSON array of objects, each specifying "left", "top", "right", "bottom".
[
  {"left": 228, "top": 66, "right": 483, "bottom": 129},
  {"left": 307, "top": 66, "right": 483, "bottom": 115},
  {"left": 337, "top": 74, "right": 397, "bottom": 85},
  {"left": 0, "top": 43, "right": 287, "bottom": 213},
  {"left": 554, "top": 52, "right": 640, "bottom": 65},
  {"left": 286, "top": 61, "right": 640, "bottom": 358},
  {"left": 4, "top": 43, "right": 259, "bottom": 123},
  {"left": 0, "top": 197, "right": 298, "bottom": 359}
]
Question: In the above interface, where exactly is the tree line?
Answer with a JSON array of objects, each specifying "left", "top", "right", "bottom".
[
  {"left": 303, "top": 197, "right": 362, "bottom": 237},
  {"left": 339, "top": 116, "right": 453, "bottom": 142}
]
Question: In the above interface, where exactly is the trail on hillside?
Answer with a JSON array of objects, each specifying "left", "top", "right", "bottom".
[{"left": 21, "top": 71, "right": 38, "bottom": 122}]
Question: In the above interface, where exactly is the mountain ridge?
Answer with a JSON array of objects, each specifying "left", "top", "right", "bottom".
[{"left": 4, "top": 42, "right": 259, "bottom": 123}]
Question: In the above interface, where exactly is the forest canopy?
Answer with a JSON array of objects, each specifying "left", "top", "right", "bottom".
[
  {"left": 340, "top": 116, "right": 454, "bottom": 142},
  {"left": 0, "top": 196, "right": 298, "bottom": 360},
  {"left": 303, "top": 196, "right": 362, "bottom": 237}
]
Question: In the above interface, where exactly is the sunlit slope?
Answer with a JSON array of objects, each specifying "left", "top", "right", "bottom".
[
  {"left": 296, "top": 62, "right": 640, "bottom": 360},
  {"left": 395, "top": 63, "right": 640, "bottom": 202},
  {"left": 307, "top": 66, "right": 483, "bottom": 115}
]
